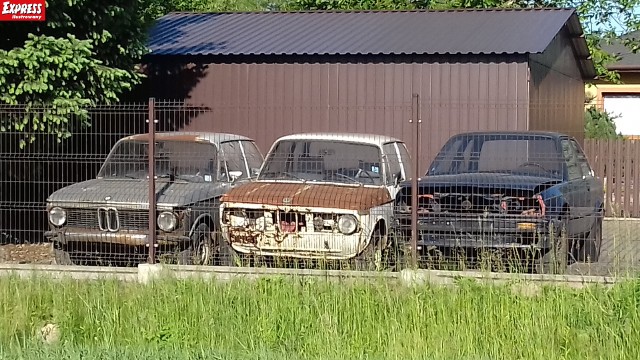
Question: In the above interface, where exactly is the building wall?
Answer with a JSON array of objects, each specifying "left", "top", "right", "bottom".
[
  {"left": 141, "top": 55, "right": 531, "bottom": 173},
  {"left": 528, "top": 29, "right": 586, "bottom": 145}
]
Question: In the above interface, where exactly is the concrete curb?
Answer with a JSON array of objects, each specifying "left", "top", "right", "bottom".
[
  {"left": 0, "top": 263, "right": 627, "bottom": 288},
  {"left": 0, "top": 263, "right": 138, "bottom": 282},
  {"left": 399, "top": 268, "right": 621, "bottom": 288}
]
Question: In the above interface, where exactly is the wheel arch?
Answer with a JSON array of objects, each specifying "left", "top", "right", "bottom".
[{"left": 188, "top": 213, "right": 216, "bottom": 238}]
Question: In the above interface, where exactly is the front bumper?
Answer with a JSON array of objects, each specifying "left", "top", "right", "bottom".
[
  {"left": 221, "top": 226, "right": 366, "bottom": 260},
  {"left": 393, "top": 213, "right": 559, "bottom": 250},
  {"left": 45, "top": 228, "right": 190, "bottom": 247}
]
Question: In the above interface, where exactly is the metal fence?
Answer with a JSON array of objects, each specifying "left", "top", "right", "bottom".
[{"left": 1, "top": 98, "right": 638, "bottom": 277}]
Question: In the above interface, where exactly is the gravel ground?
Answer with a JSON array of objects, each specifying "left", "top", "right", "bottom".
[
  {"left": 0, "top": 243, "right": 56, "bottom": 264},
  {"left": 2, "top": 218, "right": 640, "bottom": 276}
]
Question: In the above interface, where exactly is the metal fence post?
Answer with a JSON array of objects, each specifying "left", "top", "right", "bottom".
[
  {"left": 410, "top": 93, "right": 421, "bottom": 268},
  {"left": 148, "top": 98, "right": 157, "bottom": 264}
]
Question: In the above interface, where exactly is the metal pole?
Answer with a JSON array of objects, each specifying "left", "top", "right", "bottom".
[
  {"left": 148, "top": 98, "right": 157, "bottom": 264},
  {"left": 410, "top": 93, "right": 420, "bottom": 268}
]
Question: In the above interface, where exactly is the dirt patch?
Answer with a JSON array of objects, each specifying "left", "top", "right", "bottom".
[{"left": 0, "top": 243, "right": 56, "bottom": 264}]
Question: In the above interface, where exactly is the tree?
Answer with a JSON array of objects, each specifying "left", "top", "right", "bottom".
[
  {"left": 584, "top": 106, "right": 623, "bottom": 139},
  {"left": 0, "top": 0, "right": 158, "bottom": 148}
]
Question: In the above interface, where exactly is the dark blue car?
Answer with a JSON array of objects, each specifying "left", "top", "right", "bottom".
[{"left": 393, "top": 131, "right": 604, "bottom": 274}]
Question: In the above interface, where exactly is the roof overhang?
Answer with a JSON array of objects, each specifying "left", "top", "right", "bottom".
[{"left": 564, "top": 11, "right": 597, "bottom": 81}]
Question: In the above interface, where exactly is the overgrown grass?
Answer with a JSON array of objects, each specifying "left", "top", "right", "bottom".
[{"left": 0, "top": 275, "right": 639, "bottom": 359}]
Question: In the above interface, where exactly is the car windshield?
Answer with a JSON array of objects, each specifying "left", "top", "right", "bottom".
[
  {"left": 258, "top": 139, "right": 385, "bottom": 185},
  {"left": 98, "top": 140, "right": 219, "bottom": 182},
  {"left": 427, "top": 134, "right": 564, "bottom": 178}
]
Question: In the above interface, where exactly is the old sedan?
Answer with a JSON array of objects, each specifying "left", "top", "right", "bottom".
[
  {"left": 219, "top": 132, "right": 413, "bottom": 270},
  {"left": 45, "top": 132, "right": 264, "bottom": 266},
  {"left": 393, "top": 131, "right": 604, "bottom": 274}
]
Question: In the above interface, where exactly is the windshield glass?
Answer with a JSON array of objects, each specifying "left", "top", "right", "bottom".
[
  {"left": 258, "top": 139, "right": 385, "bottom": 185},
  {"left": 427, "top": 134, "right": 564, "bottom": 178},
  {"left": 98, "top": 140, "right": 219, "bottom": 182}
]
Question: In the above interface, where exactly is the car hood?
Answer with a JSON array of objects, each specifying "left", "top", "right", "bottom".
[
  {"left": 47, "top": 178, "right": 231, "bottom": 208},
  {"left": 221, "top": 181, "right": 392, "bottom": 211},
  {"left": 407, "top": 172, "right": 562, "bottom": 192}
]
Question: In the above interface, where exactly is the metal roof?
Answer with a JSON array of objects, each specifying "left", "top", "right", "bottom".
[
  {"left": 600, "top": 30, "right": 640, "bottom": 71},
  {"left": 146, "top": 8, "right": 595, "bottom": 78}
]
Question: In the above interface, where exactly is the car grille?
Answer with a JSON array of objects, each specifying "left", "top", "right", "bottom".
[{"left": 67, "top": 208, "right": 150, "bottom": 231}]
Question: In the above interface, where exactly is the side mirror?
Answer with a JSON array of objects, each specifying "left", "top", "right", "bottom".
[{"left": 228, "top": 170, "right": 243, "bottom": 183}]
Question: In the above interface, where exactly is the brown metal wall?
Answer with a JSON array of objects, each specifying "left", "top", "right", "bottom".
[
  {"left": 528, "top": 29, "right": 586, "bottom": 145},
  {"left": 172, "top": 56, "right": 530, "bottom": 174}
]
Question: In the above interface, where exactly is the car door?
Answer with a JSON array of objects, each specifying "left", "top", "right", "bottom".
[{"left": 560, "top": 138, "right": 588, "bottom": 235}]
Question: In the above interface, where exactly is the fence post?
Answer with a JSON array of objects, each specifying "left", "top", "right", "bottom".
[
  {"left": 147, "top": 98, "right": 157, "bottom": 264},
  {"left": 410, "top": 93, "right": 421, "bottom": 268}
]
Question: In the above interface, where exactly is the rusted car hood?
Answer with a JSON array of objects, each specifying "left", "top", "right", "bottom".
[
  {"left": 47, "top": 178, "right": 231, "bottom": 208},
  {"left": 221, "top": 182, "right": 392, "bottom": 211}
]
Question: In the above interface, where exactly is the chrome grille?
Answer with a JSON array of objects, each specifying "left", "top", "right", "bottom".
[{"left": 66, "top": 209, "right": 150, "bottom": 230}]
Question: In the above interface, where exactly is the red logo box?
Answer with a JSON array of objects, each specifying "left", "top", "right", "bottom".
[{"left": 0, "top": 0, "right": 46, "bottom": 21}]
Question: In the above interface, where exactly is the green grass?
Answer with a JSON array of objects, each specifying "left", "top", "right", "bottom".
[{"left": 0, "top": 275, "right": 639, "bottom": 359}]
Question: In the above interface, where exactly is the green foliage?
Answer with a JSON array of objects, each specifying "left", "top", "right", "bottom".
[
  {"left": 585, "top": 106, "right": 623, "bottom": 139},
  {"left": 0, "top": 0, "right": 150, "bottom": 148}
]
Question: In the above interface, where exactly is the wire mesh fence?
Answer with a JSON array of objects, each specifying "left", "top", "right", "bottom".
[{"left": 0, "top": 98, "right": 638, "bottom": 277}]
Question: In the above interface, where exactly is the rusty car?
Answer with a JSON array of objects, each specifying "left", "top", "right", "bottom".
[
  {"left": 218, "top": 132, "right": 413, "bottom": 270},
  {"left": 392, "top": 131, "right": 604, "bottom": 274},
  {"left": 45, "top": 132, "right": 264, "bottom": 266}
]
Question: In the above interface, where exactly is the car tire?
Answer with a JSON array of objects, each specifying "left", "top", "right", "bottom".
[
  {"left": 178, "top": 223, "right": 213, "bottom": 266},
  {"left": 53, "top": 247, "right": 74, "bottom": 265},
  {"left": 351, "top": 227, "right": 385, "bottom": 271},
  {"left": 536, "top": 218, "right": 569, "bottom": 275},
  {"left": 579, "top": 215, "right": 602, "bottom": 263},
  {"left": 214, "top": 231, "right": 241, "bottom": 267}
]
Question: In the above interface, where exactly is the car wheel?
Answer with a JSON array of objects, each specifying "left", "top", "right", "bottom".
[
  {"left": 536, "top": 219, "right": 569, "bottom": 275},
  {"left": 384, "top": 229, "right": 406, "bottom": 271},
  {"left": 579, "top": 216, "right": 602, "bottom": 263},
  {"left": 53, "top": 247, "right": 74, "bottom": 265},
  {"left": 351, "top": 227, "right": 385, "bottom": 271},
  {"left": 213, "top": 231, "right": 241, "bottom": 267},
  {"left": 178, "top": 223, "right": 213, "bottom": 266}
]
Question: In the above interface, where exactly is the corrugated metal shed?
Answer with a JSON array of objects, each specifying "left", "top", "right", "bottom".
[{"left": 146, "top": 8, "right": 595, "bottom": 79}]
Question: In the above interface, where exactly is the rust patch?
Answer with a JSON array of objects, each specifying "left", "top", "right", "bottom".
[{"left": 221, "top": 182, "right": 392, "bottom": 211}]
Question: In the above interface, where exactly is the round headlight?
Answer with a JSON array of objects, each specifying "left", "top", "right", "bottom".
[
  {"left": 337, "top": 214, "right": 358, "bottom": 235},
  {"left": 49, "top": 207, "right": 66, "bottom": 227},
  {"left": 157, "top": 211, "right": 177, "bottom": 232}
]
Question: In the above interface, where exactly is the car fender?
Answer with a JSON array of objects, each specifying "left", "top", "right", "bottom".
[{"left": 538, "top": 186, "right": 567, "bottom": 217}]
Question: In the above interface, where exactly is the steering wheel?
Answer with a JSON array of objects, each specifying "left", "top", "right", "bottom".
[
  {"left": 517, "top": 162, "right": 549, "bottom": 172},
  {"left": 333, "top": 168, "right": 376, "bottom": 184}
]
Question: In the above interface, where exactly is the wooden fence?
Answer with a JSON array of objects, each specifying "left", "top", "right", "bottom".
[{"left": 584, "top": 139, "right": 640, "bottom": 218}]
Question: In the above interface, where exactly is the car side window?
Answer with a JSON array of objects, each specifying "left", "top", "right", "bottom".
[
  {"left": 383, "top": 143, "right": 402, "bottom": 185},
  {"left": 240, "top": 140, "right": 264, "bottom": 178},
  {"left": 220, "top": 141, "right": 247, "bottom": 180},
  {"left": 396, "top": 142, "right": 413, "bottom": 181},
  {"left": 561, "top": 139, "right": 583, "bottom": 181},
  {"left": 570, "top": 139, "right": 593, "bottom": 178}
]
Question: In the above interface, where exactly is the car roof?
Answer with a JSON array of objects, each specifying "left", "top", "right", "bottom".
[
  {"left": 449, "top": 130, "right": 569, "bottom": 139},
  {"left": 121, "top": 132, "right": 254, "bottom": 145},
  {"left": 274, "top": 132, "right": 404, "bottom": 146}
]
